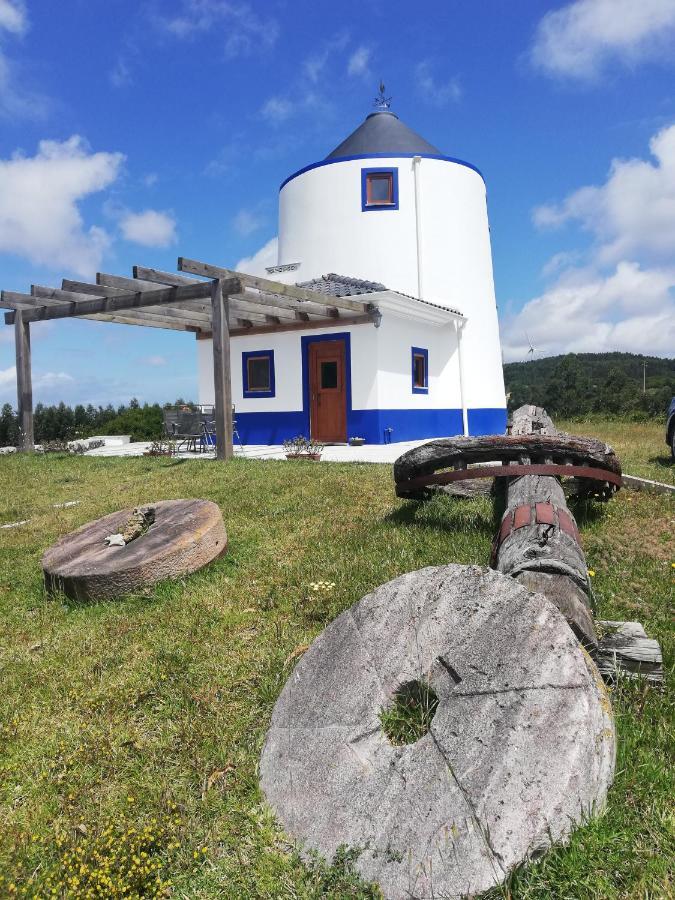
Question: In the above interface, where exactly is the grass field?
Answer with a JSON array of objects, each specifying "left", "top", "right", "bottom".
[{"left": 0, "top": 418, "right": 673, "bottom": 898}]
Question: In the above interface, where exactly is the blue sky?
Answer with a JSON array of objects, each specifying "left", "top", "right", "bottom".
[{"left": 1, "top": 0, "right": 674, "bottom": 406}]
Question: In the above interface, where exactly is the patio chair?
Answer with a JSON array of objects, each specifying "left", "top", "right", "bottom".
[
  {"left": 199, "top": 407, "right": 242, "bottom": 452},
  {"left": 162, "top": 409, "right": 203, "bottom": 452}
]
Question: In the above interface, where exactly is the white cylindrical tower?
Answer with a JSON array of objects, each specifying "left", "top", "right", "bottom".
[{"left": 276, "top": 106, "right": 506, "bottom": 426}]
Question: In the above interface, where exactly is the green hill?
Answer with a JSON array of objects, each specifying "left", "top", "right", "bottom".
[{"left": 503, "top": 352, "right": 675, "bottom": 419}]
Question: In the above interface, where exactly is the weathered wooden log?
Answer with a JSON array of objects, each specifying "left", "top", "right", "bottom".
[
  {"left": 621, "top": 473, "right": 675, "bottom": 495},
  {"left": 509, "top": 404, "right": 556, "bottom": 435},
  {"left": 595, "top": 621, "right": 664, "bottom": 684},
  {"left": 415, "top": 477, "right": 495, "bottom": 499},
  {"left": 493, "top": 471, "right": 597, "bottom": 646},
  {"left": 493, "top": 407, "right": 599, "bottom": 647},
  {"left": 42, "top": 499, "right": 227, "bottom": 601}
]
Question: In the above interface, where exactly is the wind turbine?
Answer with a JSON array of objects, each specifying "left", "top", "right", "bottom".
[{"left": 525, "top": 332, "right": 539, "bottom": 360}]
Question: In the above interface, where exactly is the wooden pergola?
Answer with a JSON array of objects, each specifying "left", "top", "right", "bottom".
[{"left": 1, "top": 257, "right": 381, "bottom": 459}]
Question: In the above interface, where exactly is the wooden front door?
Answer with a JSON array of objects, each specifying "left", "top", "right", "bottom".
[{"left": 309, "top": 339, "right": 347, "bottom": 443}]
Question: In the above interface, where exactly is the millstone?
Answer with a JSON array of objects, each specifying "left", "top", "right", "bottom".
[
  {"left": 42, "top": 499, "right": 227, "bottom": 601},
  {"left": 260, "top": 564, "right": 615, "bottom": 900}
]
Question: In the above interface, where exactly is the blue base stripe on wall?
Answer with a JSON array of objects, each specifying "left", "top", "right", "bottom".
[
  {"left": 234, "top": 407, "right": 507, "bottom": 445},
  {"left": 467, "top": 408, "right": 508, "bottom": 436}
]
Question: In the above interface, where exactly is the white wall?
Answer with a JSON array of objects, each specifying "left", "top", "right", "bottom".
[
  {"left": 198, "top": 322, "right": 380, "bottom": 411},
  {"left": 374, "top": 314, "right": 461, "bottom": 410},
  {"left": 197, "top": 313, "right": 460, "bottom": 412},
  {"left": 277, "top": 155, "right": 506, "bottom": 411}
]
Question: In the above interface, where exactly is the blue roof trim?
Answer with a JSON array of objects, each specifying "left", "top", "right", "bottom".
[{"left": 279, "top": 152, "right": 485, "bottom": 191}]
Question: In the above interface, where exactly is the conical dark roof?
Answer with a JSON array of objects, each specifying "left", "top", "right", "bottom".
[{"left": 326, "top": 110, "right": 442, "bottom": 159}]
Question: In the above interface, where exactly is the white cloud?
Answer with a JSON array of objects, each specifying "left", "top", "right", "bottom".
[
  {"left": 119, "top": 209, "right": 177, "bottom": 247},
  {"left": 0, "top": 0, "right": 49, "bottom": 120},
  {"left": 260, "top": 95, "right": 294, "bottom": 124},
  {"left": 232, "top": 207, "right": 265, "bottom": 236},
  {"left": 530, "top": 0, "right": 675, "bottom": 80},
  {"left": 541, "top": 250, "right": 581, "bottom": 277},
  {"left": 261, "top": 32, "right": 350, "bottom": 130},
  {"left": 414, "top": 62, "right": 461, "bottom": 106},
  {"left": 0, "top": 0, "right": 25, "bottom": 34},
  {"left": 0, "top": 135, "right": 123, "bottom": 277},
  {"left": 109, "top": 57, "right": 132, "bottom": 88},
  {"left": 141, "top": 355, "right": 167, "bottom": 367},
  {"left": 533, "top": 123, "right": 675, "bottom": 264},
  {"left": 304, "top": 31, "right": 349, "bottom": 83},
  {"left": 503, "top": 123, "right": 675, "bottom": 360},
  {"left": 347, "top": 45, "right": 371, "bottom": 78},
  {"left": 36, "top": 371, "right": 74, "bottom": 388},
  {"left": 0, "top": 366, "right": 75, "bottom": 402},
  {"left": 235, "top": 237, "right": 278, "bottom": 275},
  {"left": 501, "top": 262, "right": 675, "bottom": 359},
  {"left": 159, "top": 1, "right": 279, "bottom": 59}
]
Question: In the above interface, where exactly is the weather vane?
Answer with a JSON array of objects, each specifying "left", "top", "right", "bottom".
[{"left": 373, "top": 80, "right": 392, "bottom": 111}]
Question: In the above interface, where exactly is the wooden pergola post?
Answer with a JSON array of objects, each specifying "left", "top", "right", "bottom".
[
  {"left": 211, "top": 278, "right": 233, "bottom": 460},
  {"left": 14, "top": 309, "right": 34, "bottom": 451}
]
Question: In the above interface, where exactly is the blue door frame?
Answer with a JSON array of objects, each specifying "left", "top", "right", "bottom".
[{"left": 301, "top": 332, "right": 352, "bottom": 440}]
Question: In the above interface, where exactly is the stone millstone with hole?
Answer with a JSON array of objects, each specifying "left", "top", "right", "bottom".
[
  {"left": 260, "top": 564, "right": 615, "bottom": 900},
  {"left": 42, "top": 499, "right": 227, "bottom": 601}
]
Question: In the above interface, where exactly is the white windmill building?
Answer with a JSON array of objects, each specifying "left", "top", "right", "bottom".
[{"left": 198, "top": 88, "right": 507, "bottom": 444}]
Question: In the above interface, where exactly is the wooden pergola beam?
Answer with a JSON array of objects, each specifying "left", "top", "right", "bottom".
[
  {"left": 227, "top": 297, "right": 299, "bottom": 321},
  {"left": 14, "top": 310, "right": 33, "bottom": 451},
  {"left": 211, "top": 279, "right": 233, "bottom": 460},
  {"left": 3, "top": 279, "right": 232, "bottom": 325},
  {"left": 133, "top": 266, "right": 197, "bottom": 287},
  {"left": 97, "top": 274, "right": 212, "bottom": 315},
  {"left": 31, "top": 287, "right": 202, "bottom": 331},
  {"left": 202, "top": 312, "right": 376, "bottom": 339},
  {"left": 64, "top": 279, "right": 213, "bottom": 327},
  {"left": 178, "top": 257, "right": 372, "bottom": 315},
  {"left": 231, "top": 289, "right": 340, "bottom": 320},
  {"left": 134, "top": 264, "right": 340, "bottom": 321}
]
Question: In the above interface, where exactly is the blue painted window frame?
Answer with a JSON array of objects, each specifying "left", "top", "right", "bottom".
[
  {"left": 361, "top": 167, "right": 399, "bottom": 212},
  {"left": 411, "top": 346, "right": 429, "bottom": 394},
  {"left": 242, "top": 349, "right": 275, "bottom": 398}
]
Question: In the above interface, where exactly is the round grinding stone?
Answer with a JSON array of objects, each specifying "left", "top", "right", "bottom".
[
  {"left": 42, "top": 499, "right": 227, "bottom": 601},
  {"left": 260, "top": 564, "right": 615, "bottom": 900}
]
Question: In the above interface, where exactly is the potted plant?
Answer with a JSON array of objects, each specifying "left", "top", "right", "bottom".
[
  {"left": 283, "top": 435, "right": 324, "bottom": 460},
  {"left": 349, "top": 436, "right": 366, "bottom": 446},
  {"left": 143, "top": 438, "right": 177, "bottom": 457}
]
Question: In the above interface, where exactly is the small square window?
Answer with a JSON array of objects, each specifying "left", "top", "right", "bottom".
[
  {"left": 242, "top": 350, "right": 275, "bottom": 398},
  {"left": 248, "top": 356, "right": 270, "bottom": 391},
  {"left": 320, "top": 360, "right": 338, "bottom": 389},
  {"left": 362, "top": 167, "right": 399, "bottom": 211},
  {"left": 411, "top": 347, "right": 428, "bottom": 394},
  {"left": 367, "top": 173, "right": 393, "bottom": 205}
]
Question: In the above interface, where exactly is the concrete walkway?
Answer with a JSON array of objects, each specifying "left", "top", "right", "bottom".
[{"left": 84, "top": 440, "right": 429, "bottom": 464}]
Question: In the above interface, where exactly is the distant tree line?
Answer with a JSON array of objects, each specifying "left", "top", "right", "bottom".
[
  {"left": 1, "top": 353, "right": 672, "bottom": 447},
  {"left": 504, "top": 352, "right": 675, "bottom": 420},
  {"left": 0, "top": 398, "right": 197, "bottom": 447}
]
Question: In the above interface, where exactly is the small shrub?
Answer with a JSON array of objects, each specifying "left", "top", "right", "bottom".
[
  {"left": 143, "top": 439, "right": 177, "bottom": 457},
  {"left": 283, "top": 435, "right": 325, "bottom": 457}
]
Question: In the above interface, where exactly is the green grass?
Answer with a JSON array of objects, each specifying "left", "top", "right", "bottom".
[
  {"left": 379, "top": 680, "right": 440, "bottom": 746},
  {"left": 0, "top": 418, "right": 672, "bottom": 898},
  {"left": 557, "top": 417, "right": 674, "bottom": 484}
]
